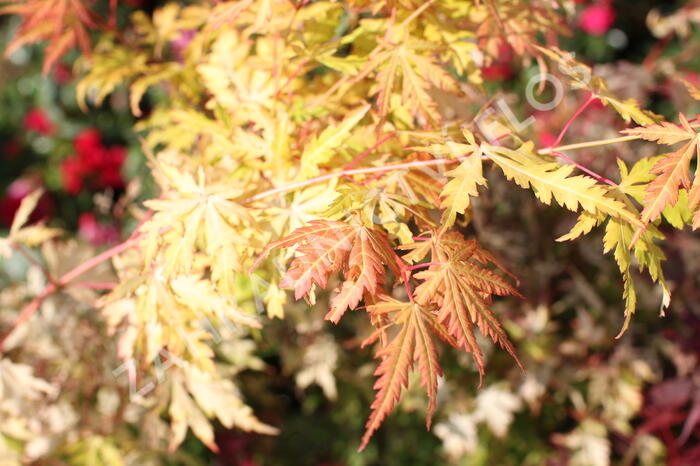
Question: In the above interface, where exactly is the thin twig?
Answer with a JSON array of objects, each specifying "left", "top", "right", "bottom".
[
  {"left": 275, "top": 57, "right": 309, "bottom": 98},
  {"left": 342, "top": 133, "right": 396, "bottom": 185},
  {"left": 0, "top": 236, "right": 140, "bottom": 351},
  {"left": 551, "top": 151, "right": 617, "bottom": 187},
  {"left": 549, "top": 93, "right": 596, "bottom": 148},
  {"left": 539, "top": 135, "right": 640, "bottom": 154},
  {"left": 12, "top": 243, "right": 55, "bottom": 285},
  {"left": 643, "top": 33, "right": 672, "bottom": 70},
  {"left": 344, "top": 133, "right": 395, "bottom": 170},
  {"left": 245, "top": 157, "right": 468, "bottom": 203},
  {"left": 128, "top": 209, "right": 153, "bottom": 241},
  {"left": 72, "top": 282, "right": 118, "bottom": 290},
  {"left": 60, "top": 237, "right": 139, "bottom": 285},
  {"left": 397, "top": 260, "right": 415, "bottom": 303},
  {"left": 406, "top": 262, "right": 442, "bottom": 271}
]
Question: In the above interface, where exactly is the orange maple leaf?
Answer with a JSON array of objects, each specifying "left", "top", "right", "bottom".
[
  {"left": 359, "top": 296, "right": 454, "bottom": 451},
  {"left": 410, "top": 233, "right": 523, "bottom": 381},
  {"left": 1, "top": 0, "right": 100, "bottom": 73},
  {"left": 622, "top": 113, "right": 700, "bottom": 230},
  {"left": 253, "top": 220, "right": 401, "bottom": 323}
]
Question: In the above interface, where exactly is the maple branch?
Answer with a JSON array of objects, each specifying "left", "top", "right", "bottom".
[
  {"left": 128, "top": 209, "right": 154, "bottom": 240},
  {"left": 12, "top": 242, "right": 55, "bottom": 285},
  {"left": 72, "top": 281, "right": 118, "bottom": 290},
  {"left": 549, "top": 93, "right": 597, "bottom": 148},
  {"left": 539, "top": 135, "right": 640, "bottom": 154},
  {"left": 397, "top": 261, "right": 415, "bottom": 303},
  {"left": 275, "top": 57, "right": 309, "bottom": 97},
  {"left": 344, "top": 133, "right": 396, "bottom": 170},
  {"left": 0, "top": 236, "right": 140, "bottom": 351},
  {"left": 343, "top": 133, "right": 397, "bottom": 186},
  {"left": 60, "top": 237, "right": 139, "bottom": 285},
  {"left": 406, "top": 262, "right": 442, "bottom": 271},
  {"left": 397, "top": 0, "right": 436, "bottom": 30},
  {"left": 245, "top": 157, "right": 467, "bottom": 203},
  {"left": 643, "top": 33, "right": 673, "bottom": 70},
  {"left": 359, "top": 171, "right": 390, "bottom": 186},
  {"left": 551, "top": 151, "right": 617, "bottom": 187}
]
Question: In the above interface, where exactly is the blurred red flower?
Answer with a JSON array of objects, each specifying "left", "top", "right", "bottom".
[
  {"left": 74, "top": 129, "right": 102, "bottom": 161},
  {"left": 23, "top": 108, "right": 55, "bottom": 136},
  {"left": 481, "top": 44, "right": 514, "bottom": 82},
  {"left": 98, "top": 146, "right": 127, "bottom": 187},
  {"left": 60, "top": 128, "right": 126, "bottom": 194},
  {"left": 60, "top": 157, "right": 84, "bottom": 194},
  {"left": 578, "top": 3, "right": 616, "bottom": 36},
  {"left": 482, "top": 63, "right": 514, "bottom": 81}
]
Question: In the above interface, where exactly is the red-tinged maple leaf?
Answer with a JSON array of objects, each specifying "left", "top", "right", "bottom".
[
  {"left": 359, "top": 296, "right": 454, "bottom": 451},
  {"left": 409, "top": 233, "right": 523, "bottom": 383},
  {"left": 400, "top": 231, "right": 520, "bottom": 284},
  {"left": 328, "top": 228, "right": 387, "bottom": 322},
  {"left": 622, "top": 114, "right": 700, "bottom": 229},
  {"left": 252, "top": 220, "right": 401, "bottom": 323},
  {"left": 1, "top": 0, "right": 100, "bottom": 73}
]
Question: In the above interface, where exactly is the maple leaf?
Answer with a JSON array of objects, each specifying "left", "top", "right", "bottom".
[
  {"left": 76, "top": 41, "right": 150, "bottom": 111},
  {"left": 536, "top": 46, "right": 659, "bottom": 125},
  {"left": 359, "top": 296, "right": 453, "bottom": 451},
  {"left": 77, "top": 6, "right": 211, "bottom": 113},
  {"left": 323, "top": 183, "right": 432, "bottom": 244},
  {"left": 372, "top": 41, "right": 458, "bottom": 122},
  {"left": 439, "top": 146, "right": 486, "bottom": 228},
  {"left": 350, "top": 233, "right": 524, "bottom": 448},
  {"left": 411, "top": 130, "right": 487, "bottom": 228},
  {"left": 295, "top": 334, "right": 339, "bottom": 400},
  {"left": 679, "top": 77, "right": 700, "bottom": 101},
  {"left": 0, "top": 188, "right": 61, "bottom": 257},
  {"left": 433, "top": 413, "right": 479, "bottom": 458},
  {"left": 557, "top": 158, "right": 671, "bottom": 336},
  {"left": 485, "top": 142, "right": 643, "bottom": 228},
  {"left": 410, "top": 233, "right": 523, "bottom": 382},
  {"left": 569, "top": 212, "right": 669, "bottom": 335},
  {"left": 265, "top": 183, "right": 340, "bottom": 239},
  {"left": 252, "top": 220, "right": 401, "bottom": 323},
  {"left": 622, "top": 114, "right": 700, "bottom": 229},
  {"left": 316, "top": 6, "right": 458, "bottom": 123},
  {"left": 102, "top": 269, "right": 261, "bottom": 371},
  {"left": 396, "top": 166, "right": 445, "bottom": 207},
  {"left": 168, "top": 367, "right": 277, "bottom": 453},
  {"left": 327, "top": 229, "right": 386, "bottom": 322},
  {"left": 473, "top": 385, "right": 522, "bottom": 438},
  {"left": 603, "top": 216, "right": 669, "bottom": 336},
  {"left": 300, "top": 105, "right": 370, "bottom": 179},
  {"left": 139, "top": 160, "right": 262, "bottom": 294},
  {"left": 1, "top": 0, "right": 98, "bottom": 73},
  {"left": 373, "top": 158, "right": 446, "bottom": 215},
  {"left": 197, "top": 27, "right": 277, "bottom": 117},
  {"left": 475, "top": 0, "right": 565, "bottom": 57}
]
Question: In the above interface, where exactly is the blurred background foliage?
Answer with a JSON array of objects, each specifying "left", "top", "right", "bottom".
[{"left": 1, "top": 1, "right": 700, "bottom": 465}]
